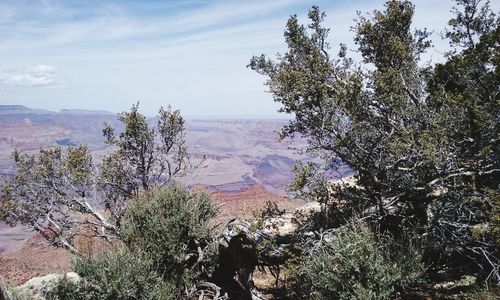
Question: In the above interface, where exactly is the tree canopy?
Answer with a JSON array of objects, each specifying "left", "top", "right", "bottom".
[{"left": 249, "top": 0, "right": 499, "bottom": 282}]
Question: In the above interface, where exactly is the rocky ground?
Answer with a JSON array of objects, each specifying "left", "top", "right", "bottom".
[{"left": 0, "top": 236, "right": 71, "bottom": 286}]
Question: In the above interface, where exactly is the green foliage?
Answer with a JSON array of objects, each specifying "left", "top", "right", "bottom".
[
  {"left": 101, "top": 103, "right": 189, "bottom": 196},
  {"left": 48, "top": 250, "right": 175, "bottom": 300},
  {"left": 0, "top": 145, "right": 95, "bottom": 253},
  {"left": 251, "top": 200, "right": 286, "bottom": 232},
  {"left": 1, "top": 105, "right": 218, "bottom": 298},
  {"left": 466, "top": 286, "right": 500, "bottom": 300},
  {"left": 46, "top": 276, "right": 83, "bottom": 300},
  {"left": 48, "top": 185, "right": 220, "bottom": 299},
  {"left": 249, "top": 1, "right": 436, "bottom": 225},
  {"left": 288, "top": 220, "right": 424, "bottom": 299},
  {"left": 491, "top": 193, "right": 500, "bottom": 262},
  {"left": 1, "top": 104, "right": 190, "bottom": 253},
  {"left": 249, "top": 0, "right": 499, "bottom": 281},
  {"left": 121, "top": 185, "right": 220, "bottom": 288},
  {"left": 254, "top": 200, "right": 286, "bottom": 220}
]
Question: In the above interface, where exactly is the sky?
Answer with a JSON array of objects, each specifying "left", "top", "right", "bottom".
[{"left": 0, "top": 0, "right": 497, "bottom": 118}]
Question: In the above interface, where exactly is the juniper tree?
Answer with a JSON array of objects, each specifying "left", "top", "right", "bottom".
[
  {"left": 249, "top": 0, "right": 499, "bottom": 280},
  {"left": 0, "top": 104, "right": 190, "bottom": 253}
]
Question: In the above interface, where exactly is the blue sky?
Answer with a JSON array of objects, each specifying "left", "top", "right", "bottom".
[{"left": 0, "top": 0, "right": 496, "bottom": 118}]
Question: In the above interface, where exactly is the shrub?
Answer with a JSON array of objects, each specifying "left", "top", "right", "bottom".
[
  {"left": 48, "top": 250, "right": 175, "bottom": 300},
  {"left": 288, "top": 220, "right": 424, "bottom": 299},
  {"left": 121, "top": 184, "right": 220, "bottom": 289},
  {"left": 49, "top": 185, "right": 220, "bottom": 299}
]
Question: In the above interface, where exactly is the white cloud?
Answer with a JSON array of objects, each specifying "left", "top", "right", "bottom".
[{"left": 0, "top": 64, "right": 65, "bottom": 88}]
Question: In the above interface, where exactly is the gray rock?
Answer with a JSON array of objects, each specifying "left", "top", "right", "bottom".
[{"left": 12, "top": 272, "right": 80, "bottom": 300}]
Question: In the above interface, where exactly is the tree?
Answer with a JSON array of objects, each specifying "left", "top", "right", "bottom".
[
  {"left": 0, "top": 104, "right": 191, "bottom": 253},
  {"left": 101, "top": 104, "right": 189, "bottom": 195},
  {"left": 426, "top": 0, "right": 499, "bottom": 282},
  {"left": 249, "top": 0, "right": 499, "bottom": 281}
]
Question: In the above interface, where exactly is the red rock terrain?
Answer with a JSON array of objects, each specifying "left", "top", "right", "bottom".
[{"left": 0, "top": 105, "right": 328, "bottom": 194}]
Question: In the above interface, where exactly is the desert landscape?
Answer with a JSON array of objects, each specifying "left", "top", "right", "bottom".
[
  {"left": 1, "top": 0, "right": 497, "bottom": 298},
  {"left": 0, "top": 104, "right": 348, "bottom": 286},
  {"left": 0, "top": 105, "right": 319, "bottom": 193}
]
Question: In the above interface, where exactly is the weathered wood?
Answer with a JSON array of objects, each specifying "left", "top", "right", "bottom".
[{"left": 0, "top": 276, "right": 12, "bottom": 300}]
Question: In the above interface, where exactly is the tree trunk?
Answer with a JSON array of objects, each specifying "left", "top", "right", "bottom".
[{"left": 0, "top": 277, "right": 12, "bottom": 300}]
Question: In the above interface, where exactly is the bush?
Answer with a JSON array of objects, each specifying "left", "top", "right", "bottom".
[
  {"left": 121, "top": 184, "right": 220, "bottom": 288},
  {"left": 49, "top": 185, "right": 220, "bottom": 299},
  {"left": 288, "top": 220, "right": 424, "bottom": 299},
  {"left": 48, "top": 250, "right": 175, "bottom": 300},
  {"left": 46, "top": 276, "right": 83, "bottom": 300}
]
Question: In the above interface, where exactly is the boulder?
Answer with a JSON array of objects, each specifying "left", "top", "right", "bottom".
[{"left": 11, "top": 272, "right": 80, "bottom": 300}]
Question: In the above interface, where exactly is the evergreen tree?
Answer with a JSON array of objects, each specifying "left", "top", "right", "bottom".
[
  {"left": 0, "top": 104, "right": 190, "bottom": 253},
  {"left": 249, "top": 0, "right": 499, "bottom": 281}
]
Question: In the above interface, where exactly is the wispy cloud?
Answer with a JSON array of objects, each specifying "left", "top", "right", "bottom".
[
  {"left": 0, "top": 64, "right": 65, "bottom": 88},
  {"left": 0, "top": 0, "right": 497, "bottom": 116},
  {"left": 0, "top": 0, "right": 302, "bottom": 49}
]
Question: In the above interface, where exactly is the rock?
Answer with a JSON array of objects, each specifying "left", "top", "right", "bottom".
[
  {"left": 294, "top": 201, "right": 321, "bottom": 216},
  {"left": 433, "top": 275, "right": 476, "bottom": 290},
  {"left": 261, "top": 213, "right": 298, "bottom": 236},
  {"left": 12, "top": 272, "right": 80, "bottom": 300},
  {"left": 219, "top": 219, "right": 253, "bottom": 248}
]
